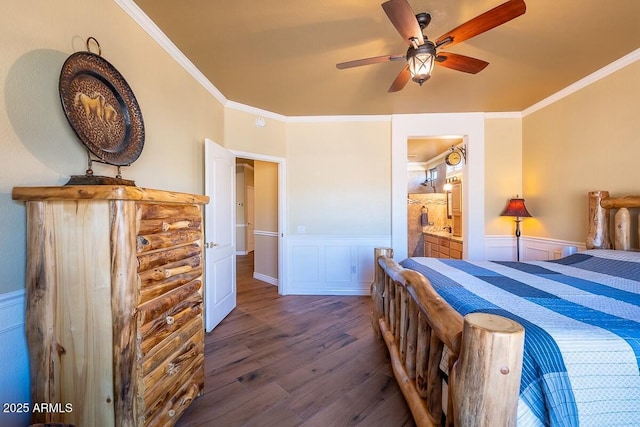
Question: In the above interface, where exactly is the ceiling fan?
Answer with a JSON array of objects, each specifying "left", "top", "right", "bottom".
[{"left": 336, "top": 0, "right": 526, "bottom": 92}]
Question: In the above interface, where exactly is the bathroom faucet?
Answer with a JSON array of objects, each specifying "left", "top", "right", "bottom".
[{"left": 443, "top": 225, "right": 452, "bottom": 233}]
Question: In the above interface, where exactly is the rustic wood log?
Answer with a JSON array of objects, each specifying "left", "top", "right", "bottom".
[
  {"left": 142, "top": 316, "right": 203, "bottom": 378},
  {"left": 138, "top": 218, "right": 201, "bottom": 235},
  {"left": 614, "top": 208, "right": 631, "bottom": 250},
  {"left": 25, "top": 201, "right": 56, "bottom": 424},
  {"left": 389, "top": 280, "right": 397, "bottom": 336},
  {"left": 140, "top": 274, "right": 203, "bottom": 305},
  {"left": 137, "top": 280, "right": 202, "bottom": 326},
  {"left": 138, "top": 203, "right": 202, "bottom": 220},
  {"left": 587, "top": 191, "right": 611, "bottom": 249},
  {"left": 25, "top": 200, "right": 117, "bottom": 425},
  {"left": 384, "top": 276, "right": 390, "bottom": 326},
  {"left": 451, "top": 313, "right": 524, "bottom": 427},
  {"left": 406, "top": 300, "right": 418, "bottom": 380},
  {"left": 143, "top": 338, "right": 201, "bottom": 405},
  {"left": 140, "top": 296, "right": 203, "bottom": 356},
  {"left": 144, "top": 352, "right": 204, "bottom": 424},
  {"left": 379, "top": 318, "right": 437, "bottom": 427},
  {"left": 144, "top": 370, "right": 203, "bottom": 427},
  {"left": 427, "top": 329, "right": 445, "bottom": 424},
  {"left": 399, "top": 285, "right": 408, "bottom": 363},
  {"left": 138, "top": 254, "right": 202, "bottom": 284},
  {"left": 111, "top": 200, "right": 139, "bottom": 427},
  {"left": 12, "top": 185, "right": 209, "bottom": 205},
  {"left": 137, "top": 243, "right": 202, "bottom": 272},
  {"left": 415, "top": 313, "right": 430, "bottom": 399},
  {"left": 137, "top": 229, "right": 203, "bottom": 253},
  {"left": 371, "top": 248, "right": 393, "bottom": 338},
  {"left": 600, "top": 195, "right": 640, "bottom": 209}
]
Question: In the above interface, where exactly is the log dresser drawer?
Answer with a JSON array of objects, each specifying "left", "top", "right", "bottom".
[{"left": 12, "top": 185, "right": 209, "bottom": 427}]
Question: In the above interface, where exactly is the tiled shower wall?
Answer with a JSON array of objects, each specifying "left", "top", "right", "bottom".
[{"left": 408, "top": 193, "right": 448, "bottom": 257}]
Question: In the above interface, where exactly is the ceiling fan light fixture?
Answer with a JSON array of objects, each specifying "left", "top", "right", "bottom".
[{"left": 407, "top": 42, "right": 435, "bottom": 86}]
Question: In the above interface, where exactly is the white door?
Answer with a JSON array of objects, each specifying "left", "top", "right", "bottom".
[
  {"left": 246, "top": 186, "right": 255, "bottom": 252},
  {"left": 204, "top": 138, "right": 236, "bottom": 332}
]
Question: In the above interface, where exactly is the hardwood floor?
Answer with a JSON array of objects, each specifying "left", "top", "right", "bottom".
[{"left": 176, "top": 253, "right": 414, "bottom": 427}]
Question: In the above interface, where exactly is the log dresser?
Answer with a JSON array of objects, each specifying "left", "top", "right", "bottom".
[{"left": 12, "top": 185, "right": 209, "bottom": 427}]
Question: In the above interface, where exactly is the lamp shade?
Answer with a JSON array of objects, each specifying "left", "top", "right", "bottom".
[{"left": 501, "top": 197, "right": 532, "bottom": 218}]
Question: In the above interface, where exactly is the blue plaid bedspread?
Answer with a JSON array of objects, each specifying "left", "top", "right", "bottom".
[{"left": 400, "top": 250, "right": 640, "bottom": 427}]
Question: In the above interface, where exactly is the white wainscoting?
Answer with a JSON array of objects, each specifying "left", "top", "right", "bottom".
[
  {"left": 286, "top": 235, "right": 392, "bottom": 295},
  {"left": 485, "top": 235, "right": 586, "bottom": 261},
  {"left": 0, "top": 289, "right": 31, "bottom": 427}
]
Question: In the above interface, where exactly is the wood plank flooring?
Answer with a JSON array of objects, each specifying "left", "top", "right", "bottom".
[{"left": 176, "top": 253, "right": 414, "bottom": 427}]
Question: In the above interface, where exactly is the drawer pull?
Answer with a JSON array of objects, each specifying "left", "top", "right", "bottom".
[
  {"left": 162, "top": 220, "right": 191, "bottom": 231},
  {"left": 168, "top": 409, "right": 176, "bottom": 418},
  {"left": 164, "top": 265, "right": 193, "bottom": 278},
  {"left": 166, "top": 315, "right": 175, "bottom": 325}
]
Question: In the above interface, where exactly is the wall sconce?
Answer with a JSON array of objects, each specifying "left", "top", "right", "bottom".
[
  {"left": 500, "top": 195, "right": 532, "bottom": 262},
  {"left": 443, "top": 176, "right": 458, "bottom": 192}
]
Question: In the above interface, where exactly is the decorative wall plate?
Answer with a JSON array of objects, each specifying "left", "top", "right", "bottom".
[{"left": 59, "top": 48, "right": 144, "bottom": 166}]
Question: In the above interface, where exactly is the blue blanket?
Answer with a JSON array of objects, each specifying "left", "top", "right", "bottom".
[{"left": 400, "top": 250, "right": 640, "bottom": 427}]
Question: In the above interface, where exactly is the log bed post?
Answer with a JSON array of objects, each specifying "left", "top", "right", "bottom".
[
  {"left": 587, "top": 191, "right": 611, "bottom": 249},
  {"left": 451, "top": 313, "right": 524, "bottom": 427},
  {"left": 372, "top": 247, "right": 393, "bottom": 338}
]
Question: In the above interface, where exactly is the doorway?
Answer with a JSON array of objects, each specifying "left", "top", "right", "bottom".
[
  {"left": 407, "top": 137, "right": 464, "bottom": 257},
  {"left": 390, "top": 113, "right": 486, "bottom": 261},
  {"left": 232, "top": 150, "right": 287, "bottom": 294}
]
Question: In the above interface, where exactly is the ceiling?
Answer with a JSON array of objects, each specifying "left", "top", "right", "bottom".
[{"left": 133, "top": 0, "right": 640, "bottom": 117}]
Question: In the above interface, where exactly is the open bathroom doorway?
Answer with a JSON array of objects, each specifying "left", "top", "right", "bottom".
[{"left": 407, "top": 137, "right": 464, "bottom": 257}]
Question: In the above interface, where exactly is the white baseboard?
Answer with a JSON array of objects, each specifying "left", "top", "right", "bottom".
[
  {"left": 253, "top": 272, "right": 278, "bottom": 286},
  {"left": 0, "top": 289, "right": 31, "bottom": 427},
  {"left": 286, "top": 235, "right": 391, "bottom": 296},
  {"left": 485, "top": 235, "right": 586, "bottom": 261}
]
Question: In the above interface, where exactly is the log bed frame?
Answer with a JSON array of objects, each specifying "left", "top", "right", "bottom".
[{"left": 371, "top": 191, "right": 640, "bottom": 426}]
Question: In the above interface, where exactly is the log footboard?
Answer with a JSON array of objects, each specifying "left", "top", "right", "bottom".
[{"left": 371, "top": 248, "right": 525, "bottom": 427}]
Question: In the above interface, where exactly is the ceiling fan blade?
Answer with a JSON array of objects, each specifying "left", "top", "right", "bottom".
[
  {"left": 435, "top": 0, "right": 526, "bottom": 49},
  {"left": 382, "top": 0, "right": 424, "bottom": 46},
  {"left": 388, "top": 65, "right": 411, "bottom": 92},
  {"left": 336, "top": 54, "right": 405, "bottom": 70},
  {"left": 435, "top": 52, "right": 489, "bottom": 74}
]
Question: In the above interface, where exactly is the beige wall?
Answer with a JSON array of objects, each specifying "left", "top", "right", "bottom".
[
  {"left": 522, "top": 60, "right": 640, "bottom": 243},
  {"left": 254, "top": 161, "right": 278, "bottom": 232},
  {"left": 224, "top": 108, "right": 286, "bottom": 157},
  {"left": 254, "top": 161, "right": 278, "bottom": 280},
  {"left": 287, "top": 120, "right": 391, "bottom": 236},
  {"left": 484, "top": 118, "right": 523, "bottom": 235},
  {"left": 0, "top": 0, "right": 224, "bottom": 293}
]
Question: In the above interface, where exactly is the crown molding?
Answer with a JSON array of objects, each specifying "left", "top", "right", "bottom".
[
  {"left": 225, "top": 100, "right": 287, "bottom": 121},
  {"left": 286, "top": 114, "right": 391, "bottom": 123},
  {"left": 522, "top": 48, "right": 640, "bottom": 117},
  {"left": 113, "top": 0, "right": 227, "bottom": 106}
]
